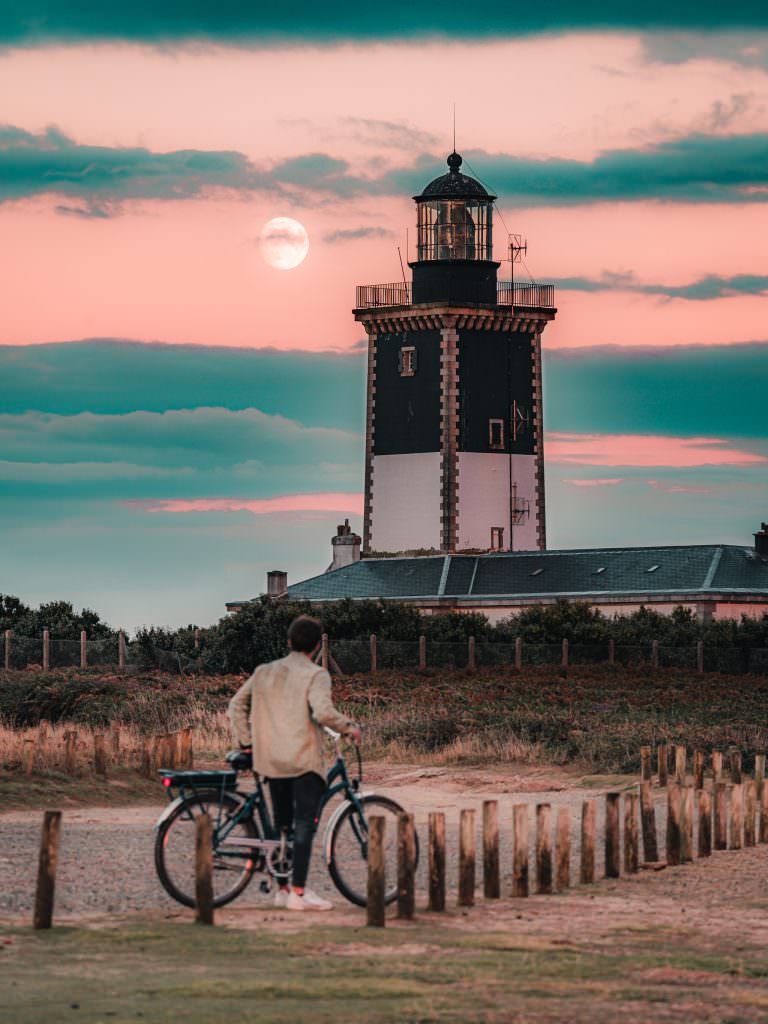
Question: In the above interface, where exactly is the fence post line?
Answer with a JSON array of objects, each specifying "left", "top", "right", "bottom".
[
  {"left": 482, "top": 800, "right": 500, "bottom": 899},
  {"left": 42, "top": 628, "right": 50, "bottom": 671},
  {"left": 514, "top": 636, "right": 522, "bottom": 671},
  {"left": 760, "top": 783, "right": 768, "bottom": 844},
  {"left": 79, "top": 630, "right": 87, "bottom": 669},
  {"left": 680, "top": 786, "right": 693, "bottom": 863},
  {"left": 712, "top": 750, "right": 723, "bottom": 784},
  {"left": 561, "top": 638, "right": 569, "bottom": 670},
  {"left": 428, "top": 812, "right": 446, "bottom": 912},
  {"left": 118, "top": 630, "right": 126, "bottom": 671},
  {"left": 512, "top": 804, "right": 529, "bottom": 897},
  {"left": 608, "top": 638, "right": 615, "bottom": 666},
  {"left": 744, "top": 781, "right": 756, "bottom": 847},
  {"left": 555, "top": 807, "right": 570, "bottom": 890},
  {"left": 33, "top": 810, "right": 62, "bottom": 929},
  {"left": 418, "top": 634, "right": 426, "bottom": 671},
  {"left": 580, "top": 800, "right": 596, "bottom": 884},
  {"left": 675, "top": 745, "right": 687, "bottom": 784},
  {"left": 458, "top": 808, "right": 476, "bottom": 907},
  {"left": 755, "top": 753, "right": 766, "bottom": 798},
  {"left": 467, "top": 636, "right": 476, "bottom": 672},
  {"left": 730, "top": 750, "right": 742, "bottom": 785},
  {"left": 714, "top": 783, "right": 727, "bottom": 850},
  {"left": 698, "top": 789, "right": 712, "bottom": 857},
  {"left": 696, "top": 640, "right": 704, "bottom": 674},
  {"left": 536, "top": 803, "right": 552, "bottom": 895},
  {"left": 396, "top": 813, "right": 415, "bottom": 920},
  {"left": 3, "top": 628, "right": 10, "bottom": 671},
  {"left": 639, "top": 782, "right": 659, "bottom": 862},
  {"left": 651, "top": 638, "right": 659, "bottom": 670},
  {"left": 320, "top": 633, "right": 329, "bottom": 671},
  {"left": 369, "top": 634, "right": 377, "bottom": 674},
  {"left": 605, "top": 793, "right": 620, "bottom": 878},
  {"left": 666, "top": 784, "right": 682, "bottom": 867},
  {"left": 195, "top": 813, "right": 214, "bottom": 925},
  {"left": 624, "top": 792, "right": 639, "bottom": 874},
  {"left": 730, "top": 784, "right": 743, "bottom": 850},
  {"left": 366, "top": 815, "right": 386, "bottom": 927},
  {"left": 657, "top": 744, "right": 668, "bottom": 787},
  {"left": 693, "top": 750, "right": 705, "bottom": 790},
  {"left": 640, "top": 746, "right": 652, "bottom": 782}
]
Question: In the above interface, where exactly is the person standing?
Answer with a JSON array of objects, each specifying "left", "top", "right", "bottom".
[{"left": 228, "top": 614, "right": 361, "bottom": 910}]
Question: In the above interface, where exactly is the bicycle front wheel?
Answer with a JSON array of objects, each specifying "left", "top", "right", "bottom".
[
  {"left": 155, "top": 790, "right": 259, "bottom": 908},
  {"left": 326, "top": 795, "right": 418, "bottom": 907}
]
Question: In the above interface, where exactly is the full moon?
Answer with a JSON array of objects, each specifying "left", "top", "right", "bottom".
[{"left": 260, "top": 217, "right": 309, "bottom": 270}]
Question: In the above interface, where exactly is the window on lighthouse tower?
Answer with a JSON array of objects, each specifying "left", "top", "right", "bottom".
[{"left": 434, "top": 201, "right": 476, "bottom": 260}]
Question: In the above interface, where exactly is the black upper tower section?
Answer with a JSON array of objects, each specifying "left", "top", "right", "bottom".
[{"left": 411, "top": 152, "right": 499, "bottom": 306}]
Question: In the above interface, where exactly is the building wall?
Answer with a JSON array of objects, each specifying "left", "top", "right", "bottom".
[
  {"left": 370, "top": 452, "right": 442, "bottom": 552},
  {"left": 372, "top": 329, "right": 442, "bottom": 456},
  {"left": 455, "top": 452, "right": 538, "bottom": 551}
]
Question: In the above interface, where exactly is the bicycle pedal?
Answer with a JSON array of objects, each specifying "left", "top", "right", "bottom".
[{"left": 259, "top": 880, "right": 272, "bottom": 895}]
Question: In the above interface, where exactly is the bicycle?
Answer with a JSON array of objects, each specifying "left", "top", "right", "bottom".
[{"left": 154, "top": 728, "right": 418, "bottom": 908}]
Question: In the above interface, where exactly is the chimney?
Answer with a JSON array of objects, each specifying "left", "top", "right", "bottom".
[
  {"left": 755, "top": 523, "right": 768, "bottom": 558},
  {"left": 266, "top": 570, "right": 288, "bottom": 598},
  {"left": 329, "top": 518, "right": 361, "bottom": 571}
]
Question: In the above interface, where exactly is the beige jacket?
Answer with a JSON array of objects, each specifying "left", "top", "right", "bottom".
[{"left": 228, "top": 651, "right": 354, "bottom": 779}]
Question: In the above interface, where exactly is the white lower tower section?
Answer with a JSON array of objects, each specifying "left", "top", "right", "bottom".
[
  {"left": 370, "top": 452, "right": 442, "bottom": 552},
  {"left": 456, "top": 452, "right": 538, "bottom": 551}
]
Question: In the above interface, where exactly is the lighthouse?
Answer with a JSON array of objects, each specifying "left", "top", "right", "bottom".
[{"left": 354, "top": 152, "right": 557, "bottom": 555}]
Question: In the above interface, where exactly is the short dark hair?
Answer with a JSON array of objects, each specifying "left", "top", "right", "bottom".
[{"left": 287, "top": 615, "right": 323, "bottom": 653}]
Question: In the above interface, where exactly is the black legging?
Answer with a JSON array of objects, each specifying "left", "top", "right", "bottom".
[{"left": 269, "top": 772, "right": 326, "bottom": 889}]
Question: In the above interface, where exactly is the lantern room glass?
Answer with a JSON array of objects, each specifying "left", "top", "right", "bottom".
[{"left": 416, "top": 199, "right": 493, "bottom": 261}]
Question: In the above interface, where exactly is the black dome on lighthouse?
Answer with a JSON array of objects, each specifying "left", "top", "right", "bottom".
[{"left": 416, "top": 152, "right": 496, "bottom": 201}]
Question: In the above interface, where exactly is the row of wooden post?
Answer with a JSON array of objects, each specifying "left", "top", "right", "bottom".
[
  {"left": 20, "top": 725, "right": 192, "bottom": 777},
  {"left": 639, "top": 744, "right": 766, "bottom": 791},
  {"left": 2, "top": 629, "right": 127, "bottom": 671}
]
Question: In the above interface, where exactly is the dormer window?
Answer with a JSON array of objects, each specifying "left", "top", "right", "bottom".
[
  {"left": 489, "top": 418, "right": 504, "bottom": 449},
  {"left": 398, "top": 346, "right": 417, "bottom": 376}
]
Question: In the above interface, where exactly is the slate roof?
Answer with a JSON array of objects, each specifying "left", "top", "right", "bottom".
[{"left": 279, "top": 545, "right": 768, "bottom": 605}]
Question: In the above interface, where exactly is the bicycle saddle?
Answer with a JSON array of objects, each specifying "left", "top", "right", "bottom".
[{"left": 226, "top": 749, "right": 253, "bottom": 771}]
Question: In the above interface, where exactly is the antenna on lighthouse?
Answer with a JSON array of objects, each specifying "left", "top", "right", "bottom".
[{"left": 508, "top": 233, "right": 527, "bottom": 288}]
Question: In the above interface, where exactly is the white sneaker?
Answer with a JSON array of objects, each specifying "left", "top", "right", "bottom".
[
  {"left": 273, "top": 888, "right": 290, "bottom": 908},
  {"left": 285, "top": 888, "right": 333, "bottom": 912}
]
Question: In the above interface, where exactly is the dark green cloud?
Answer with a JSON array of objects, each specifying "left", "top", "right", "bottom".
[
  {"left": 552, "top": 272, "right": 768, "bottom": 300},
  {"left": 1, "top": 1, "right": 767, "bottom": 45}
]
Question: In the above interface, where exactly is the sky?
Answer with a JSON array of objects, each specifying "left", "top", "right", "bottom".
[{"left": 1, "top": 4, "right": 767, "bottom": 630}]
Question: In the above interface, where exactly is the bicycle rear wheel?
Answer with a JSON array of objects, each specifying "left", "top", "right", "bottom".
[
  {"left": 155, "top": 790, "right": 259, "bottom": 908},
  {"left": 326, "top": 795, "right": 418, "bottom": 907}
]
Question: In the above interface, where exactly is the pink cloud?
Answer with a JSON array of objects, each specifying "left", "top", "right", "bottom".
[
  {"left": 127, "top": 492, "right": 364, "bottom": 515},
  {"left": 563, "top": 477, "right": 623, "bottom": 486},
  {"left": 646, "top": 479, "right": 716, "bottom": 494},
  {"left": 547, "top": 433, "right": 768, "bottom": 468}
]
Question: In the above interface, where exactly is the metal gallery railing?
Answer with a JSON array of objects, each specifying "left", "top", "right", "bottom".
[{"left": 355, "top": 281, "right": 555, "bottom": 310}]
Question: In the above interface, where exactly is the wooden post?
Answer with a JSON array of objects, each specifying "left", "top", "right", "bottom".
[
  {"left": 666, "top": 784, "right": 682, "bottom": 867},
  {"left": 561, "top": 638, "right": 569, "bottom": 669},
  {"left": 693, "top": 750, "right": 704, "bottom": 790},
  {"left": 623, "top": 792, "right": 639, "bottom": 874},
  {"left": 675, "top": 745, "right": 687, "bottom": 784},
  {"left": 418, "top": 634, "right": 426, "bottom": 671},
  {"left": 512, "top": 804, "right": 529, "bottom": 897},
  {"left": 696, "top": 640, "right": 704, "bottom": 674},
  {"left": 482, "top": 800, "right": 500, "bottom": 899},
  {"left": 93, "top": 733, "right": 107, "bottom": 776},
  {"left": 514, "top": 636, "right": 522, "bottom": 670},
  {"left": 141, "top": 737, "right": 154, "bottom": 778},
  {"left": 640, "top": 746, "right": 652, "bottom": 782},
  {"left": 712, "top": 750, "right": 723, "bottom": 784},
  {"left": 194, "top": 627, "right": 200, "bottom": 651},
  {"left": 698, "top": 789, "right": 712, "bottom": 857},
  {"left": 730, "top": 751, "right": 742, "bottom": 785},
  {"left": 195, "top": 813, "right": 214, "bottom": 925},
  {"left": 174, "top": 730, "right": 186, "bottom": 770},
  {"left": 321, "top": 633, "right": 329, "bottom": 671},
  {"left": 64, "top": 731, "right": 77, "bottom": 774},
  {"left": 118, "top": 630, "right": 126, "bottom": 670},
  {"left": 605, "top": 793, "right": 620, "bottom": 878},
  {"left": 744, "top": 781, "right": 756, "bottom": 847},
  {"left": 369, "top": 634, "right": 377, "bottom": 674},
  {"left": 608, "top": 638, "right": 615, "bottom": 666},
  {"left": 79, "top": 630, "right": 87, "bottom": 669},
  {"left": 755, "top": 753, "right": 766, "bottom": 798},
  {"left": 651, "top": 638, "right": 659, "bottom": 670},
  {"left": 110, "top": 722, "right": 121, "bottom": 761},
  {"left": 639, "top": 782, "right": 659, "bottom": 862},
  {"left": 3, "top": 628, "right": 10, "bottom": 671},
  {"left": 467, "top": 636, "right": 476, "bottom": 672},
  {"left": 42, "top": 629, "right": 50, "bottom": 671},
  {"left": 396, "top": 814, "right": 415, "bottom": 920},
  {"left": 458, "top": 808, "right": 476, "bottom": 907},
  {"left": 760, "top": 783, "right": 768, "bottom": 844},
  {"left": 22, "top": 739, "right": 35, "bottom": 775},
  {"left": 580, "top": 800, "right": 596, "bottom": 884},
  {"left": 680, "top": 786, "right": 693, "bottom": 863},
  {"left": 729, "top": 784, "right": 743, "bottom": 850},
  {"left": 33, "top": 810, "right": 62, "bottom": 929},
  {"left": 184, "top": 727, "right": 194, "bottom": 769},
  {"left": 367, "top": 815, "right": 386, "bottom": 927},
  {"left": 428, "top": 812, "right": 446, "bottom": 912},
  {"left": 536, "top": 803, "right": 552, "bottom": 895},
  {"left": 555, "top": 807, "right": 570, "bottom": 890},
  {"left": 714, "top": 783, "right": 727, "bottom": 850},
  {"left": 657, "top": 744, "right": 668, "bottom": 787}
]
